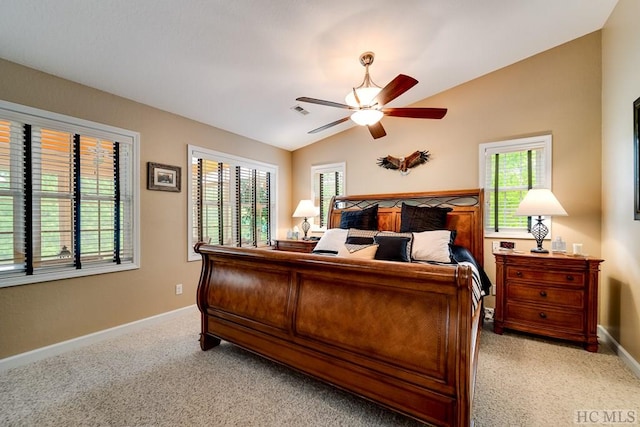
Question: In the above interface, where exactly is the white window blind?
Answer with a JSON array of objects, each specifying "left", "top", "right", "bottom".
[
  {"left": 0, "top": 100, "right": 139, "bottom": 287},
  {"left": 311, "top": 163, "right": 345, "bottom": 228},
  {"left": 188, "top": 145, "right": 276, "bottom": 260},
  {"left": 32, "top": 127, "right": 74, "bottom": 269},
  {"left": 192, "top": 159, "right": 233, "bottom": 246},
  {"left": 479, "top": 135, "right": 551, "bottom": 237},
  {"left": 0, "top": 120, "right": 24, "bottom": 272}
]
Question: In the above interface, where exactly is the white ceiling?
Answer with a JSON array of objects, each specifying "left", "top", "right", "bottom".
[{"left": 0, "top": 1, "right": 617, "bottom": 151}]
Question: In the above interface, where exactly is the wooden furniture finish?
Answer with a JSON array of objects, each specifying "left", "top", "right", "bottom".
[
  {"left": 196, "top": 189, "right": 485, "bottom": 426},
  {"left": 493, "top": 251, "right": 603, "bottom": 352},
  {"left": 273, "top": 238, "right": 317, "bottom": 253}
]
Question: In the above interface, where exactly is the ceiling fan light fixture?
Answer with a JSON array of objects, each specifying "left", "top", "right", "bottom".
[
  {"left": 344, "top": 86, "right": 381, "bottom": 108},
  {"left": 296, "top": 51, "right": 447, "bottom": 138},
  {"left": 350, "top": 109, "right": 383, "bottom": 126}
]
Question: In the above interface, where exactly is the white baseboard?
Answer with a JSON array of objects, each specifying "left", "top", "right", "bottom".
[
  {"left": 598, "top": 324, "right": 640, "bottom": 379},
  {"left": 0, "top": 304, "right": 197, "bottom": 372}
]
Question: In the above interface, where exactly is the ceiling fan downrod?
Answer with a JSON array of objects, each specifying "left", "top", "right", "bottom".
[
  {"left": 357, "top": 51, "right": 379, "bottom": 95},
  {"left": 346, "top": 51, "right": 381, "bottom": 108}
]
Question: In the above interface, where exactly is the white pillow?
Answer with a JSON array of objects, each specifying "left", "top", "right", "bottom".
[
  {"left": 312, "top": 228, "right": 348, "bottom": 254},
  {"left": 411, "top": 230, "right": 453, "bottom": 263}
]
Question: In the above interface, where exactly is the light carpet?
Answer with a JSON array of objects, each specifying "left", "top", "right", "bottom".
[{"left": 1, "top": 307, "right": 638, "bottom": 426}]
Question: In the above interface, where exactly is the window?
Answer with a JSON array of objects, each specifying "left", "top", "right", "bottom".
[
  {"left": 311, "top": 163, "right": 345, "bottom": 229},
  {"left": 0, "top": 100, "right": 139, "bottom": 287},
  {"left": 479, "top": 135, "right": 552, "bottom": 238},
  {"left": 188, "top": 145, "right": 277, "bottom": 261}
]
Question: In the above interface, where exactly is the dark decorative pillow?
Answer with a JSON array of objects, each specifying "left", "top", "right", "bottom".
[
  {"left": 400, "top": 203, "right": 452, "bottom": 233},
  {"left": 340, "top": 205, "right": 378, "bottom": 230},
  {"left": 373, "top": 232, "right": 413, "bottom": 262},
  {"left": 346, "top": 228, "right": 379, "bottom": 245}
]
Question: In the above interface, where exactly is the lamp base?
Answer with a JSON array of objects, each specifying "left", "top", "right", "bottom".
[
  {"left": 530, "top": 247, "right": 549, "bottom": 254},
  {"left": 301, "top": 218, "right": 311, "bottom": 240},
  {"left": 529, "top": 216, "right": 549, "bottom": 254}
]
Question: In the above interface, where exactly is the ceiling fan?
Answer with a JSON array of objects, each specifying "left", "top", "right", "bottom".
[{"left": 296, "top": 51, "right": 447, "bottom": 139}]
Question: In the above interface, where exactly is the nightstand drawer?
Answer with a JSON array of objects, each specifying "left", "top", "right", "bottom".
[
  {"left": 506, "top": 283, "right": 584, "bottom": 309},
  {"left": 506, "top": 302, "right": 584, "bottom": 332},
  {"left": 273, "top": 239, "right": 317, "bottom": 253},
  {"left": 506, "top": 266, "right": 584, "bottom": 286}
]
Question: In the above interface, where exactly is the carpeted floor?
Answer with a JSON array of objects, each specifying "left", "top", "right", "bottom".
[{"left": 1, "top": 307, "right": 638, "bottom": 426}]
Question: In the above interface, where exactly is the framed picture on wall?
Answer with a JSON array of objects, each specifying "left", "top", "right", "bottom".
[
  {"left": 635, "top": 97, "right": 640, "bottom": 220},
  {"left": 147, "top": 162, "right": 181, "bottom": 192}
]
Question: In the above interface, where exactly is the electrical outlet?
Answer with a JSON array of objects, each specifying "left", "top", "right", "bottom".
[
  {"left": 484, "top": 307, "right": 495, "bottom": 321},
  {"left": 492, "top": 241, "right": 500, "bottom": 251},
  {"left": 175, "top": 284, "right": 183, "bottom": 295}
]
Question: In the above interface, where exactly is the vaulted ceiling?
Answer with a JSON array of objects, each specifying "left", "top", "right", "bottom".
[{"left": 0, "top": 1, "right": 617, "bottom": 150}]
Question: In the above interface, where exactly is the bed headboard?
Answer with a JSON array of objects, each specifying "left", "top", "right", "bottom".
[{"left": 328, "top": 188, "right": 484, "bottom": 266}]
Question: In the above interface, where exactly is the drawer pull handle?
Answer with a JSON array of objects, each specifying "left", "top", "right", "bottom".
[
  {"left": 539, "top": 312, "right": 547, "bottom": 319},
  {"left": 515, "top": 271, "right": 523, "bottom": 277},
  {"left": 539, "top": 291, "right": 547, "bottom": 297},
  {"left": 566, "top": 275, "right": 574, "bottom": 281}
]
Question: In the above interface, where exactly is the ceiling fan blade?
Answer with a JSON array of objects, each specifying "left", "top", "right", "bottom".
[
  {"left": 373, "top": 74, "right": 419, "bottom": 106},
  {"left": 308, "top": 116, "right": 351, "bottom": 134},
  {"left": 296, "top": 97, "right": 353, "bottom": 110},
  {"left": 367, "top": 121, "right": 387, "bottom": 139},
  {"left": 382, "top": 107, "right": 448, "bottom": 119}
]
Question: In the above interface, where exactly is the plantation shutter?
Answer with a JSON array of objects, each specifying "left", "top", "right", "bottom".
[
  {"left": 255, "top": 169, "right": 271, "bottom": 246},
  {"left": 0, "top": 120, "right": 25, "bottom": 273},
  {"left": 116, "top": 141, "right": 134, "bottom": 264},
  {"left": 0, "top": 101, "right": 138, "bottom": 287},
  {"left": 193, "top": 159, "right": 232, "bottom": 246},
  {"left": 189, "top": 147, "right": 274, "bottom": 255},
  {"left": 32, "top": 127, "right": 75, "bottom": 270},
  {"left": 191, "top": 159, "right": 203, "bottom": 243},
  {"left": 79, "top": 136, "right": 118, "bottom": 265},
  {"left": 235, "top": 167, "right": 270, "bottom": 247},
  {"left": 236, "top": 166, "right": 255, "bottom": 247},
  {"left": 318, "top": 170, "right": 343, "bottom": 227}
]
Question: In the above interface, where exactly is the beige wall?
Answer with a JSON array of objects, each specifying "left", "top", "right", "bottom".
[
  {"left": 601, "top": 0, "right": 640, "bottom": 362},
  {"left": 0, "top": 58, "right": 292, "bottom": 358},
  {"left": 5, "top": 24, "right": 636, "bottom": 364},
  {"left": 293, "top": 32, "right": 603, "bottom": 303}
]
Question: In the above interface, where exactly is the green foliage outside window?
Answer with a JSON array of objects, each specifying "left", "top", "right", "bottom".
[{"left": 481, "top": 135, "right": 550, "bottom": 235}]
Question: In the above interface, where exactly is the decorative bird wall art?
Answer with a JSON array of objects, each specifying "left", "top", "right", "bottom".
[{"left": 377, "top": 150, "right": 431, "bottom": 176}]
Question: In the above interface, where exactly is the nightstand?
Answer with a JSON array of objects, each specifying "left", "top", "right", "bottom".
[
  {"left": 273, "top": 239, "right": 317, "bottom": 253},
  {"left": 493, "top": 251, "right": 603, "bottom": 352}
]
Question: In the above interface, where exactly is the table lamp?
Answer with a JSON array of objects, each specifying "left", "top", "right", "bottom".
[
  {"left": 292, "top": 200, "right": 319, "bottom": 240},
  {"left": 515, "top": 189, "right": 568, "bottom": 253}
]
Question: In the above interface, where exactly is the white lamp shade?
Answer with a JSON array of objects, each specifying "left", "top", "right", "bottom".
[
  {"left": 515, "top": 189, "right": 568, "bottom": 217},
  {"left": 350, "top": 109, "right": 384, "bottom": 126},
  {"left": 345, "top": 87, "right": 381, "bottom": 108},
  {"left": 292, "top": 200, "right": 319, "bottom": 218}
]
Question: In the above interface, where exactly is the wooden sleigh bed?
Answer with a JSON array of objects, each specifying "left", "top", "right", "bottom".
[{"left": 195, "top": 189, "right": 489, "bottom": 426}]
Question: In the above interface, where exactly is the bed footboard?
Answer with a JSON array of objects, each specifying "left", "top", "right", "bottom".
[{"left": 195, "top": 244, "right": 479, "bottom": 427}]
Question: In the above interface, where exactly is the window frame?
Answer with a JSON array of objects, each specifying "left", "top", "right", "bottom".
[
  {"left": 0, "top": 100, "right": 140, "bottom": 288},
  {"left": 187, "top": 145, "right": 278, "bottom": 261},
  {"left": 310, "top": 162, "right": 346, "bottom": 231},
  {"left": 479, "top": 134, "right": 552, "bottom": 239}
]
